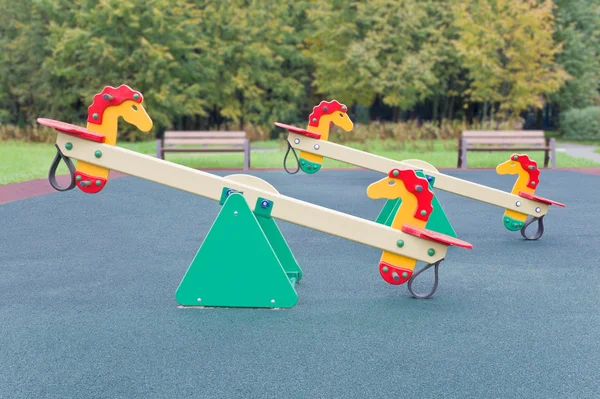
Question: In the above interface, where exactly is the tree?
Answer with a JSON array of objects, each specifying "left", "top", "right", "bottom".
[
  {"left": 452, "top": 0, "right": 569, "bottom": 120},
  {"left": 306, "top": 0, "right": 450, "bottom": 120}
]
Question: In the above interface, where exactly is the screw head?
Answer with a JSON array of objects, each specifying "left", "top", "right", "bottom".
[
  {"left": 234, "top": 211, "right": 238, "bottom": 216},
  {"left": 427, "top": 248, "right": 435, "bottom": 256},
  {"left": 531, "top": 181, "right": 536, "bottom": 186},
  {"left": 94, "top": 150, "right": 102, "bottom": 158},
  {"left": 271, "top": 299, "right": 275, "bottom": 304},
  {"left": 415, "top": 185, "right": 423, "bottom": 192},
  {"left": 396, "top": 240, "right": 404, "bottom": 248},
  {"left": 76, "top": 175, "right": 82, "bottom": 181},
  {"left": 420, "top": 210, "right": 427, "bottom": 216},
  {"left": 103, "top": 94, "right": 113, "bottom": 101},
  {"left": 312, "top": 118, "right": 317, "bottom": 123},
  {"left": 392, "top": 170, "right": 399, "bottom": 177},
  {"left": 197, "top": 298, "right": 201, "bottom": 302},
  {"left": 341, "top": 105, "right": 347, "bottom": 112},
  {"left": 314, "top": 144, "right": 320, "bottom": 150},
  {"left": 535, "top": 207, "right": 541, "bottom": 213},
  {"left": 261, "top": 200, "right": 270, "bottom": 209},
  {"left": 95, "top": 180, "right": 102, "bottom": 186},
  {"left": 323, "top": 106, "right": 328, "bottom": 112},
  {"left": 65, "top": 142, "right": 73, "bottom": 150},
  {"left": 382, "top": 266, "right": 389, "bottom": 273},
  {"left": 513, "top": 155, "right": 518, "bottom": 160},
  {"left": 401, "top": 272, "right": 408, "bottom": 278},
  {"left": 516, "top": 201, "right": 521, "bottom": 207},
  {"left": 294, "top": 138, "right": 300, "bottom": 144},
  {"left": 133, "top": 93, "right": 140, "bottom": 100},
  {"left": 92, "top": 113, "right": 99, "bottom": 120}
]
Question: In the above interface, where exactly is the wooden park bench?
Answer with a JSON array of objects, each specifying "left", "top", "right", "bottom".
[
  {"left": 457, "top": 130, "right": 556, "bottom": 169},
  {"left": 156, "top": 131, "right": 250, "bottom": 170}
]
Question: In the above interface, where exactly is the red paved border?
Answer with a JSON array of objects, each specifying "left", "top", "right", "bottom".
[
  {"left": 0, "top": 171, "right": 126, "bottom": 205},
  {"left": 1, "top": 167, "right": 599, "bottom": 205}
]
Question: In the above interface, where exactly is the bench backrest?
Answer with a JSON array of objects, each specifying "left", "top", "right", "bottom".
[
  {"left": 163, "top": 131, "right": 247, "bottom": 146},
  {"left": 461, "top": 130, "right": 546, "bottom": 146}
]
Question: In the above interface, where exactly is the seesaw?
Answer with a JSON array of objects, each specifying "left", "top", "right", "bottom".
[
  {"left": 37, "top": 85, "right": 472, "bottom": 309},
  {"left": 275, "top": 100, "right": 565, "bottom": 241}
]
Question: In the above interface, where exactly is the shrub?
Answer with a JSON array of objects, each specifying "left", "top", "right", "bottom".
[
  {"left": 560, "top": 107, "right": 600, "bottom": 140},
  {"left": 0, "top": 124, "right": 56, "bottom": 143}
]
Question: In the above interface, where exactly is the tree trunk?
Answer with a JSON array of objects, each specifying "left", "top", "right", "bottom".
[
  {"left": 392, "top": 106, "right": 400, "bottom": 122},
  {"left": 535, "top": 107, "right": 543, "bottom": 129}
]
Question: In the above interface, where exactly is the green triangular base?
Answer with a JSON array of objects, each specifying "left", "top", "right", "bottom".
[
  {"left": 175, "top": 193, "right": 298, "bottom": 308},
  {"left": 375, "top": 172, "right": 456, "bottom": 238}
]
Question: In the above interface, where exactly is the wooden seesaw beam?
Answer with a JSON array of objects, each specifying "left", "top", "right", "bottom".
[
  {"left": 285, "top": 131, "right": 551, "bottom": 217},
  {"left": 54, "top": 133, "right": 455, "bottom": 263}
]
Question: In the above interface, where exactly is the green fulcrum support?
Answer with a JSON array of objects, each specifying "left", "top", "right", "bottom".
[
  {"left": 375, "top": 171, "right": 457, "bottom": 238},
  {"left": 175, "top": 192, "right": 299, "bottom": 309}
]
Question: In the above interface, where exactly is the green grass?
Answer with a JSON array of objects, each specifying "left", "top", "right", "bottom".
[{"left": 1, "top": 139, "right": 599, "bottom": 186}]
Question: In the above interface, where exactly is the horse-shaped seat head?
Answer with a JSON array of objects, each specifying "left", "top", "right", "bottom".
[
  {"left": 496, "top": 154, "right": 541, "bottom": 231},
  {"left": 87, "top": 85, "right": 153, "bottom": 144},
  {"left": 367, "top": 169, "right": 434, "bottom": 224},
  {"left": 496, "top": 153, "right": 540, "bottom": 192},
  {"left": 298, "top": 100, "right": 354, "bottom": 174},
  {"left": 70, "top": 85, "right": 153, "bottom": 194},
  {"left": 308, "top": 100, "right": 354, "bottom": 133}
]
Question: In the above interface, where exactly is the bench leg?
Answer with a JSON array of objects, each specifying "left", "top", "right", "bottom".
[
  {"left": 156, "top": 139, "right": 163, "bottom": 159},
  {"left": 460, "top": 139, "right": 467, "bottom": 169},
  {"left": 550, "top": 138, "right": 556, "bottom": 169},
  {"left": 244, "top": 140, "right": 250, "bottom": 171}
]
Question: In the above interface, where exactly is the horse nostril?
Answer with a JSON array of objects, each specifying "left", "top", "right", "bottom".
[
  {"left": 339, "top": 113, "right": 343, "bottom": 117},
  {"left": 388, "top": 181, "right": 395, "bottom": 186},
  {"left": 132, "top": 105, "right": 138, "bottom": 111}
]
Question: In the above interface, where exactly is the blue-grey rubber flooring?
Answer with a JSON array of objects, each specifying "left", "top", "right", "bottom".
[{"left": 0, "top": 170, "right": 598, "bottom": 399}]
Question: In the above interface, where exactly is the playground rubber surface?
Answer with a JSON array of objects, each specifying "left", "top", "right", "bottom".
[{"left": 0, "top": 170, "right": 598, "bottom": 398}]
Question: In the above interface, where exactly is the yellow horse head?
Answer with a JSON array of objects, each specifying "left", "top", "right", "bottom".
[{"left": 299, "top": 100, "right": 354, "bottom": 174}]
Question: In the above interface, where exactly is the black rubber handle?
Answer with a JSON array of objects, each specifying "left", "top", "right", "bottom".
[{"left": 48, "top": 144, "right": 76, "bottom": 192}]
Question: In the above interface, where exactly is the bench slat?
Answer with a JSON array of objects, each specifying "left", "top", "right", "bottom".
[
  {"left": 162, "top": 148, "right": 245, "bottom": 153},
  {"left": 466, "top": 147, "right": 549, "bottom": 151},
  {"left": 462, "top": 130, "right": 545, "bottom": 138},
  {"left": 163, "top": 138, "right": 248, "bottom": 145},
  {"left": 465, "top": 138, "right": 546, "bottom": 145},
  {"left": 164, "top": 131, "right": 246, "bottom": 139}
]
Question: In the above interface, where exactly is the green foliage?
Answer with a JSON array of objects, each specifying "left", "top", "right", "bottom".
[
  {"left": 0, "top": 0, "right": 594, "bottom": 139},
  {"left": 560, "top": 106, "right": 600, "bottom": 140},
  {"left": 552, "top": 0, "right": 600, "bottom": 110}
]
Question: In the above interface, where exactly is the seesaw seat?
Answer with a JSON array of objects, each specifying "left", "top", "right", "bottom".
[
  {"left": 401, "top": 225, "right": 473, "bottom": 249},
  {"left": 518, "top": 191, "right": 565, "bottom": 207},
  {"left": 37, "top": 118, "right": 106, "bottom": 143},
  {"left": 274, "top": 122, "right": 322, "bottom": 139}
]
